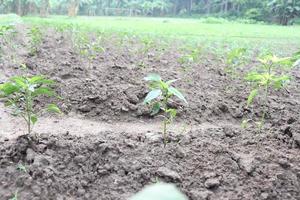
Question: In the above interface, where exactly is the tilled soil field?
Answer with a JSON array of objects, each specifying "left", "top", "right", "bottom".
[{"left": 0, "top": 24, "right": 300, "bottom": 200}]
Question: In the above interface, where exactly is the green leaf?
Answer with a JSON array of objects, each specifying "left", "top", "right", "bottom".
[
  {"left": 47, "top": 104, "right": 61, "bottom": 114},
  {"left": 293, "top": 59, "right": 300, "bottom": 67},
  {"left": 11, "top": 77, "right": 27, "bottom": 88},
  {"left": 167, "top": 108, "right": 177, "bottom": 119},
  {"left": 143, "top": 89, "right": 162, "bottom": 104},
  {"left": 0, "top": 83, "right": 20, "bottom": 95},
  {"left": 29, "top": 76, "right": 55, "bottom": 85},
  {"left": 30, "top": 115, "right": 38, "bottom": 125},
  {"left": 166, "top": 79, "right": 177, "bottom": 85},
  {"left": 272, "top": 75, "right": 290, "bottom": 89},
  {"left": 247, "top": 89, "right": 258, "bottom": 107},
  {"left": 168, "top": 87, "right": 187, "bottom": 104},
  {"left": 245, "top": 72, "right": 264, "bottom": 82},
  {"left": 32, "top": 87, "right": 55, "bottom": 97},
  {"left": 151, "top": 102, "right": 160, "bottom": 115},
  {"left": 4, "top": 100, "right": 14, "bottom": 107},
  {"left": 144, "top": 74, "right": 161, "bottom": 82},
  {"left": 129, "top": 183, "right": 187, "bottom": 200},
  {"left": 160, "top": 81, "right": 169, "bottom": 90}
]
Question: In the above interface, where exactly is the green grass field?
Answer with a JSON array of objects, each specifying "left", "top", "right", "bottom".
[{"left": 1, "top": 14, "right": 299, "bottom": 54}]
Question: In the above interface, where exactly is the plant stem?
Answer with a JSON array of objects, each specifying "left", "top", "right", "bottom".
[
  {"left": 163, "top": 119, "right": 167, "bottom": 147},
  {"left": 162, "top": 94, "right": 169, "bottom": 147},
  {"left": 25, "top": 86, "right": 32, "bottom": 134},
  {"left": 259, "top": 64, "right": 271, "bottom": 133},
  {"left": 259, "top": 84, "right": 269, "bottom": 132}
]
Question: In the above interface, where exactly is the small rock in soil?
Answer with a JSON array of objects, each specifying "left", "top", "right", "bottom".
[
  {"left": 31, "top": 185, "right": 42, "bottom": 196},
  {"left": 292, "top": 132, "right": 300, "bottom": 147},
  {"left": 278, "top": 159, "right": 291, "bottom": 169},
  {"left": 33, "top": 155, "right": 50, "bottom": 166},
  {"left": 74, "top": 155, "right": 87, "bottom": 164},
  {"left": 204, "top": 178, "right": 220, "bottom": 189},
  {"left": 260, "top": 192, "right": 269, "bottom": 200},
  {"left": 157, "top": 167, "right": 181, "bottom": 182},
  {"left": 239, "top": 154, "right": 256, "bottom": 175},
  {"left": 174, "top": 147, "right": 186, "bottom": 158},
  {"left": 26, "top": 148, "right": 36, "bottom": 163}
]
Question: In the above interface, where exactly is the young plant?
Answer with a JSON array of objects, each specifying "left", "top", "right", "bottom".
[
  {"left": 178, "top": 46, "right": 201, "bottom": 72},
  {"left": 245, "top": 54, "right": 293, "bottom": 130},
  {"left": 0, "top": 25, "right": 17, "bottom": 59},
  {"left": 0, "top": 75, "right": 61, "bottom": 135},
  {"left": 143, "top": 74, "right": 187, "bottom": 146},
  {"left": 16, "top": 163, "right": 27, "bottom": 173},
  {"left": 225, "top": 47, "right": 247, "bottom": 75},
  {"left": 73, "top": 32, "right": 105, "bottom": 69},
  {"left": 27, "top": 26, "right": 43, "bottom": 55},
  {"left": 140, "top": 36, "right": 155, "bottom": 55},
  {"left": 9, "top": 191, "right": 18, "bottom": 200}
]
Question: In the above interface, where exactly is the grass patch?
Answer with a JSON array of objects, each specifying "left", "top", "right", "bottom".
[{"left": 0, "top": 15, "right": 298, "bottom": 54}]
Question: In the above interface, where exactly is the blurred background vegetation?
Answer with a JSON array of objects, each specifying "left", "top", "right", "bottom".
[{"left": 0, "top": 0, "right": 300, "bottom": 25}]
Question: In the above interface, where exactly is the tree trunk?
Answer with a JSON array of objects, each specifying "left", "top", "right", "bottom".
[
  {"left": 206, "top": 0, "right": 211, "bottom": 15},
  {"left": 28, "top": 2, "right": 36, "bottom": 14},
  {"left": 16, "top": 0, "right": 22, "bottom": 16},
  {"left": 68, "top": 0, "right": 80, "bottom": 17},
  {"left": 40, "top": 0, "right": 50, "bottom": 17},
  {"left": 187, "top": 0, "right": 193, "bottom": 15},
  {"left": 224, "top": 0, "right": 228, "bottom": 14}
]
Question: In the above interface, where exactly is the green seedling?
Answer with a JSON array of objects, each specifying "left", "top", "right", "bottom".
[
  {"left": 73, "top": 32, "right": 105, "bottom": 69},
  {"left": 140, "top": 36, "right": 155, "bottom": 54},
  {"left": 0, "top": 25, "right": 16, "bottom": 40},
  {"left": 0, "top": 75, "right": 61, "bottom": 135},
  {"left": 225, "top": 47, "right": 247, "bottom": 75},
  {"left": 9, "top": 191, "right": 18, "bottom": 200},
  {"left": 0, "top": 25, "right": 17, "bottom": 59},
  {"left": 178, "top": 46, "right": 201, "bottom": 72},
  {"left": 54, "top": 23, "right": 74, "bottom": 35},
  {"left": 245, "top": 54, "right": 293, "bottom": 131},
  {"left": 143, "top": 74, "right": 187, "bottom": 146},
  {"left": 27, "top": 26, "right": 42, "bottom": 55},
  {"left": 16, "top": 163, "right": 27, "bottom": 173}
]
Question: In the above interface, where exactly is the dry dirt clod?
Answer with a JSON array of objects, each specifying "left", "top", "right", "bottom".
[
  {"left": 157, "top": 167, "right": 181, "bottom": 182},
  {"left": 204, "top": 178, "right": 220, "bottom": 189},
  {"left": 292, "top": 132, "right": 300, "bottom": 148},
  {"left": 26, "top": 148, "right": 36, "bottom": 163}
]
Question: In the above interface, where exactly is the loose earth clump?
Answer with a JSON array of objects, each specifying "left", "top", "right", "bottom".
[
  {"left": 0, "top": 24, "right": 300, "bottom": 199},
  {"left": 1, "top": 127, "right": 300, "bottom": 200}
]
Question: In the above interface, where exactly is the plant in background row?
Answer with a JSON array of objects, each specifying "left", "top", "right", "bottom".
[
  {"left": 27, "top": 26, "right": 43, "bottom": 55},
  {"left": 225, "top": 47, "right": 248, "bottom": 75},
  {"left": 144, "top": 74, "right": 187, "bottom": 146},
  {"left": 73, "top": 32, "right": 105, "bottom": 69},
  {"left": 245, "top": 54, "right": 294, "bottom": 131},
  {"left": 177, "top": 46, "right": 202, "bottom": 74},
  {"left": 0, "top": 25, "right": 17, "bottom": 59},
  {"left": 0, "top": 75, "right": 61, "bottom": 135}
]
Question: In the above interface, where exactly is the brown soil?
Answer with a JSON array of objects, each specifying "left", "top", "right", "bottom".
[{"left": 0, "top": 24, "right": 299, "bottom": 200}]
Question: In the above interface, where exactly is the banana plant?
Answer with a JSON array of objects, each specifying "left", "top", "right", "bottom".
[
  {"left": 144, "top": 74, "right": 187, "bottom": 146},
  {"left": 0, "top": 75, "right": 61, "bottom": 135},
  {"left": 245, "top": 54, "right": 293, "bottom": 130}
]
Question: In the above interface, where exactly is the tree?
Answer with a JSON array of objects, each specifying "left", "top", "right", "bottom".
[
  {"left": 269, "top": 0, "right": 300, "bottom": 25},
  {"left": 68, "top": 0, "right": 80, "bottom": 16},
  {"left": 40, "top": 0, "right": 50, "bottom": 17}
]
